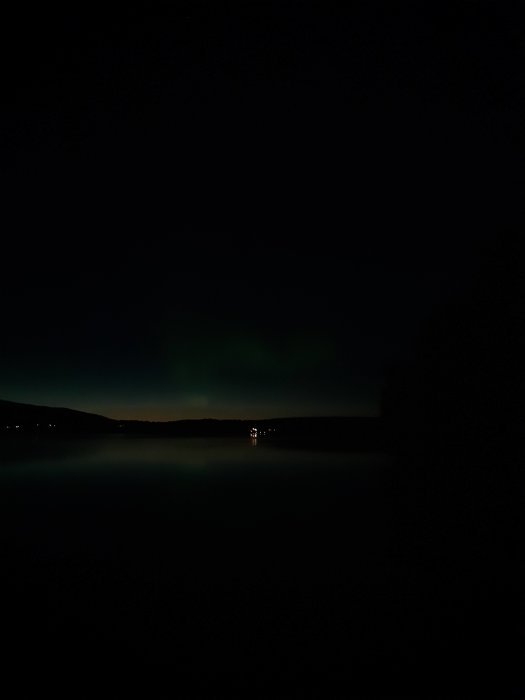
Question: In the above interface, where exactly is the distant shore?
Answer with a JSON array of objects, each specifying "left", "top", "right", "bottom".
[{"left": 0, "top": 399, "right": 384, "bottom": 449}]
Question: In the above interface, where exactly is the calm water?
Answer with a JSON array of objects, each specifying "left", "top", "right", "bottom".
[{"left": 0, "top": 437, "right": 508, "bottom": 694}]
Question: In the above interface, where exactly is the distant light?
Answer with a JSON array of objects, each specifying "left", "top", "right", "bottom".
[{"left": 15, "top": 425, "right": 19, "bottom": 429}]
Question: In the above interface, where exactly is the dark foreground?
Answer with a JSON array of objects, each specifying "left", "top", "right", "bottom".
[{"left": 0, "top": 437, "right": 518, "bottom": 697}]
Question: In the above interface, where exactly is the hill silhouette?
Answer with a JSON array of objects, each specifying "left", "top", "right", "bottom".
[
  {"left": 0, "top": 399, "right": 115, "bottom": 433},
  {"left": 0, "top": 399, "right": 383, "bottom": 446}
]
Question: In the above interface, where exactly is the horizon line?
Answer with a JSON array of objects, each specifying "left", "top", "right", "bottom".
[{"left": 0, "top": 398, "right": 379, "bottom": 423}]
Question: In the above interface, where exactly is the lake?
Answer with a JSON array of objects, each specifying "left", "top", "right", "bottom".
[{"left": 0, "top": 437, "right": 510, "bottom": 696}]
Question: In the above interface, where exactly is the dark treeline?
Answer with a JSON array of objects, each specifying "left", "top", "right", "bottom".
[
  {"left": 379, "top": 238, "right": 521, "bottom": 695},
  {"left": 382, "top": 238, "right": 520, "bottom": 468}
]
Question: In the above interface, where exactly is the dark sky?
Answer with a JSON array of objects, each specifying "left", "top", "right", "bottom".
[{"left": 1, "top": 3, "right": 521, "bottom": 419}]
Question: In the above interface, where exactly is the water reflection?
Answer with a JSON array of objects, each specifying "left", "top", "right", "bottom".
[
  {"left": 0, "top": 435, "right": 502, "bottom": 694},
  {"left": 0, "top": 436, "right": 403, "bottom": 687},
  {"left": 0, "top": 435, "right": 390, "bottom": 476}
]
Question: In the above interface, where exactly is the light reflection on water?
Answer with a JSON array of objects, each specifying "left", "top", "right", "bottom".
[
  {"left": 0, "top": 436, "right": 402, "bottom": 677},
  {"left": 0, "top": 436, "right": 393, "bottom": 564},
  {"left": 0, "top": 436, "right": 496, "bottom": 690},
  {"left": 0, "top": 435, "right": 391, "bottom": 479}
]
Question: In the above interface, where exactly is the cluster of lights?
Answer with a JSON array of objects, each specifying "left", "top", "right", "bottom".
[
  {"left": 250, "top": 427, "right": 276, "bottom": 438},
  {"left": 3, "top": 423, "right": 57, "bottom": 430}
]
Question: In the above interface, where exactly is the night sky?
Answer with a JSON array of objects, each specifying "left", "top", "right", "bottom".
[{"left": 1, "top": 3, "right": 521, "bottom": 420}]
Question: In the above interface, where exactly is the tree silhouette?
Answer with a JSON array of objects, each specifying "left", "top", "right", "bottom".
[{"left": 382, "top": 238, "right": 520, "bottom": 467}]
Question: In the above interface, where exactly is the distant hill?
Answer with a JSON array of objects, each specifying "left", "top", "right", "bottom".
[
  {"left": 0, "top": 399, "right": 116, "bottom": 433},
  {"left": 0, "top": 399, "right": 383, "bottom": 447}
]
